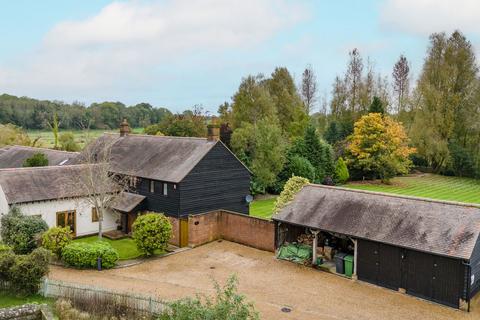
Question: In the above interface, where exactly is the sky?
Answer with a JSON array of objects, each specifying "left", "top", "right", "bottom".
[{"left": 1, "top": 0, "right": 480, "bottom": 113}]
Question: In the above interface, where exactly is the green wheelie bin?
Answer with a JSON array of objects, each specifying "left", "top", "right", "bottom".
[{"left": 344, "top": 255, "right": 354, "bottom": 277}]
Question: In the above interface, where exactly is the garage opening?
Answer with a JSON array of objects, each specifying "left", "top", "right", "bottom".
[{"left": 276, "top": 222, "right": 356, "bottom": 278}]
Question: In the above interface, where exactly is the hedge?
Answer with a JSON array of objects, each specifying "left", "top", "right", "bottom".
[
  {"left": 62, "top": 242, "right": 119, "bottom": 269},
  {"left": 0, "top": 248, "right": 50, "bottom": 294}
]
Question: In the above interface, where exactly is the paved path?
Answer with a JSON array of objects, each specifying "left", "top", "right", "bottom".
[{"left": 49, "top": 241, "right": 480, "bottom": 320}]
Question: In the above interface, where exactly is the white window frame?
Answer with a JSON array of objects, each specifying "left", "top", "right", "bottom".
[
  {"left": 163, "top": 183, "right": 168, "bottom": 196},
  {"left": 150, "top": 180, "right": 155, "bottom": 193}
]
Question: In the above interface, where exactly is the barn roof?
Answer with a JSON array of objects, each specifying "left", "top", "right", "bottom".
[
  {"left": 0, "top": 165, "right": 93, "bottom": 204},
  {"left": 111, "top": 192, "right": 146, "bottom": 212},
  {"left": 83, "top": 133, "right": 246, "bottom": 183},
  {"left": 273, "top": 184, "right": 480, "bottom": 260},
  {"left": 0, "top": 145, "right": 78, "bottom": 168}
]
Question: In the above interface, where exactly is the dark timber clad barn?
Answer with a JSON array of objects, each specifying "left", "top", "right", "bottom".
[
  {"left": 88, "top": 126, "right": 251, "bottom": 233},
  {"left": 273, "top": 184, "right": 480, "bottom": 309}
]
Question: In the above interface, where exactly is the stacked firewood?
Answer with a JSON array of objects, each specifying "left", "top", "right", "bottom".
[{"left": 297, "top": 234, "right": 315, "bottom": 245}]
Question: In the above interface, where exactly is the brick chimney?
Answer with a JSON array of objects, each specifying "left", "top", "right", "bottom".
[
  {"left": 207, "top": 117, "right": 220, "bottom": 142},
  {"left": 119, "top": 118, "right": 131, "bottom": 137}
]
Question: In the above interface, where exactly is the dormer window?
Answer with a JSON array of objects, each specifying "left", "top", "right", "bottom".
[{"left": 150, "top": 180, "right": 155, "bottom": 193}]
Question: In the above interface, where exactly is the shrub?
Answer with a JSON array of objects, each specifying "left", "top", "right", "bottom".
[
  {"left": 42, "top": 227, "right": 73, "bottom": 258},
  {"left": 1, "top": 207, "right": 49, "bottom": 254},
  {"left": 59, "top": 132, "right": 80, "bottom": 152},
  {"left": 285, "top": 155, "right": 316, "bottom": 182},
  {"left": 334, "top": 157, "right": 349, "bottom": 184},
  {"left": 0, "top": 243, "right": 12, "bottom": 254},
  {"left": 62, "top": 242, "right": 119, "bottom": 269},
  {"left": 23, "top": 152, "right": 49, "bottom": 167},
  {"left": 8, "top": 248, "right": 50, "bottom": 294},
  {"left": 132, "top": 213, "right": 172, "bottom": 256},
  {"left": 273, "top": 176, "right": 310, "bottom": 213},
  {"left": 0, "top": 250, "right": 15, "bottom": 281},
  {"left": 159, "top": 275, "right": 259, "bottom": 320}
]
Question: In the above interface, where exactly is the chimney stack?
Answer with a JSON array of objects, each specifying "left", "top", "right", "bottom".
[
  {"left": 119, "top": 118, "right": 131, "bottom": 137},
  {"left": 207, "top": 117, "right": 220, "bottom": 142}
]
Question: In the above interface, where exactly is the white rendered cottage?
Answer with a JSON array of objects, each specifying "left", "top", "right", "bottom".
[{"left": 0, "top": 165, "right": 118, "bottom": 237}]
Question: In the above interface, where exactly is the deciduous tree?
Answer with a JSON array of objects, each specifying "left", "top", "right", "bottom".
[{"left": 346, "top": 113, "right": 415, "bottom": 182}]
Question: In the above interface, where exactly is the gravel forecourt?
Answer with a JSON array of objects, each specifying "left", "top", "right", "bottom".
[{"left": 49, "top": 241, "right": 480, "bottom": 320}]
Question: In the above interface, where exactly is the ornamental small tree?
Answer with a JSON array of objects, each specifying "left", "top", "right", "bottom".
[
  {"left": 273, "top": 176, "right": 310, "bottom": 213},
  {"left": 41, "top": 226, "right": 72, "bottom": 258},
  {"left": 132, "top": 213, "right": 172, "bottom": 256},
  {"left": 334, "top": 157, "right": 349, "bottom": 184},
  {"left": 23, "top": 152, "right": 49, "bottom": 167}
]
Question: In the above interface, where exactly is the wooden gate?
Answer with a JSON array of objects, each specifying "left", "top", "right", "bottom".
[{"left": 180, "top": 219, "right": 189, "bottom": 247}]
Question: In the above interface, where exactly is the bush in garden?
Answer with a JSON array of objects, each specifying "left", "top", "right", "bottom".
[
  {"left": 8, "top": 248, "right": 50, "bottom": 294},
  {"left": 0, "top": 243, "right": 12, "bottom": 254},
  {"left": 23, "top": 152, "right": 49, "bottom": 167},
  {"left": 158, "top": 275, "right": 259, "bottom": 320},
  {"left": 0, "top": 207, "right": 48, "bottom": 254},
  {"left": 62, "top": 242, "right": 119, "bottom": 269},
  {"left": 132, "top": 212, "right": 172, "bottom": 256},
  {"left": 334, "top": 157, "right": 350, "bottom": 184},
  {"left": 0, "top": 250, "right": 15, "bottom": 281},
  {"left": 42, "top": 226, "right": 73, "bottom": 258},
  {"left": 273, "top": 176, "right": 310, "bottom": 213}
]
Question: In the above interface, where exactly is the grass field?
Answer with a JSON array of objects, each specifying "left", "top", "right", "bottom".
[
  {"left": 73, "top": 235, "right": 164, "bottom": 260},
  {"left": 345, "top": 174, "right": 480, "bottom": 204},
  {"left": 27, "top": 128, "right": 143, "bottom": 149},
  {"left": 250, "top": 197, "right": 277, "bottom": 219},
  {"left": 0, "top": 292, "right": 53, "bottom": 308}
]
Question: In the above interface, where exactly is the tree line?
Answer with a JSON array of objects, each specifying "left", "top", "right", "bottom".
[{"left": 0, "top": 94, "right": 171, "bottom": 130}]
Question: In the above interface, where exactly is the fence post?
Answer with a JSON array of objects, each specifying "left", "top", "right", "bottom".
[{"left": 149, "top": 296, "right": 153, "bottom": 314}]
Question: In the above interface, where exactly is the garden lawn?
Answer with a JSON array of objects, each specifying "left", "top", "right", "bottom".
[
  {"left": 73, "top": 236, "right": 164, "bottom": 260},
  {"left": 346, "top": 173, "right": 480, "bottom": 204},
  {"left": 0, "top": 292, "right": 53, "bottom": 308},
  {"left": 250, "top": 197, "right": 277, "bottom": 220}
]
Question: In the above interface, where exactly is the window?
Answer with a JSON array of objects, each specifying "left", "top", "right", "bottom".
[
  {"left": 163, "top": 183, "right": 168, "bottom": 196},
  {"left": 150, "top": 180, "right": 155, "bottom": 193},
  {"left": 92, "top": 208, "right": 99, "bottom": 222},
  {"left": 56, "top": 210, "right": 76, "bottom": 236}
]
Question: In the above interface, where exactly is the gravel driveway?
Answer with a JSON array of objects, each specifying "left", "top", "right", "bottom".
[{"left": 49, "top": 241, "right": 480, "bottom": 320}]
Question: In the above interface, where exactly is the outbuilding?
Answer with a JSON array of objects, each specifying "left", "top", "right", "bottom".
[{"left": 273, "top": 184, "right": 480, "bottom": 309}]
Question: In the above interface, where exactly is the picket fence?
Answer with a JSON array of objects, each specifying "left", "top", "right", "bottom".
[{"left": 39, "top": 278, "right": 166, "bottom": 315}]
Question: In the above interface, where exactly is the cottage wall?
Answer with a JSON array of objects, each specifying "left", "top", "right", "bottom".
[{"left": 13, "top": 198, "right": 118, "bottom": 237}]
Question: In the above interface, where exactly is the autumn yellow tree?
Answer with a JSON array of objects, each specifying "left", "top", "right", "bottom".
[{"left": 345, "top": 113, "right": 415, "bottom": 183}]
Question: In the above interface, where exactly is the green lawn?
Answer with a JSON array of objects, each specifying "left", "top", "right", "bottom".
[
  {"left": 73, "top": 235, "right": 163, "bottom": 260},
  {"left": 345, "top": 174, "right": 480, "bottom": 204},
  {"left": 27, "top": 128, "right": 143, "bottom": 149},
  {"left": 0, "top": 292, "right": 53, "bottom": 308},
  {"left": 250, "top": 197, "right": 278, "bottom": 220}
]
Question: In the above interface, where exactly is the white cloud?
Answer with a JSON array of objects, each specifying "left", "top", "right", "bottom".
[
  {"left": 0, "top": 0, "right": 307, "bottom": 99},
  {"left": 381, "top": 0, "right": 480, "bottom": 36}
]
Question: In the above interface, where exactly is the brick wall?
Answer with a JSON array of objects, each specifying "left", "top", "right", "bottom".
[
  {"left": 188, "top": 210, "right": 274, "bottom": 252},
  {"left": 168, "top": 216, "right": 180, "bottom": 247}
]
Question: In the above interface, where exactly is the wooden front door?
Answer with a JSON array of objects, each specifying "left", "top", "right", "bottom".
[
  {"left": 56, "top": 210, "right": 76, "bottom": 237},
  {"left": 180, "top": 218, "right": 189, "bottom": 247}
]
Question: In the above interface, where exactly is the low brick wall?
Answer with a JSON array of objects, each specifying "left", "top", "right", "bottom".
[{"left": 188, "top": 210, "right": 274, "bottom": 252}]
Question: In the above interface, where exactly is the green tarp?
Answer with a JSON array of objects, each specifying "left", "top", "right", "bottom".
[{"left": 277, "top": 243, "right": 312, "bottom": 264}]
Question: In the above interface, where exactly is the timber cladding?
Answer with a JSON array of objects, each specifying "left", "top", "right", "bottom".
[{"left": 188, "top": 210, "right": 274, "bottom": 252}]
